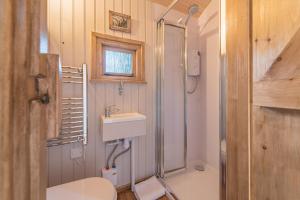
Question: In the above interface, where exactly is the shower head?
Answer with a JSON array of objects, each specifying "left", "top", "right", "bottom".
[
  {"left": 184, "top": 4, "right": 199, "bottom": 25},
  {"left": 188, "top": 4, "right": 199, "bottom": 16}
]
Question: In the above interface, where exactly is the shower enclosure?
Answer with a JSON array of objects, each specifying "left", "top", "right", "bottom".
[
  {"left": 155, "top": 2, "right": 223, "bottom": 200},
  {"left": 156, "top": 20, "right": 187, "bottom": 178}
]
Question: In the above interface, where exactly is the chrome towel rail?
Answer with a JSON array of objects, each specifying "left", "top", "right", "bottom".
[{"left": 47, "top": 64, "right": 88, "bottom": 147}]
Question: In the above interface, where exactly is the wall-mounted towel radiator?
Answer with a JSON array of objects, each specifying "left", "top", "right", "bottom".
[{"left": 47, "top": 64, "right": 88, "bottom": 147}]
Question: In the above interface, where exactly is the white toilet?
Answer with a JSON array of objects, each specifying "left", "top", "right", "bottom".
[{"left": 47, "top": 177, "right": 117, "bottom": 200}]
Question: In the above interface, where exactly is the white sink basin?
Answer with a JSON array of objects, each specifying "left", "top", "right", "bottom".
[{"left": 101, "top": 112, "right": 146, "bottom": 142}]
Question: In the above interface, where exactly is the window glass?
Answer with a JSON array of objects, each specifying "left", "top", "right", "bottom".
[{"left": 104, "top": 49, "right": 133, "bottom": 75}]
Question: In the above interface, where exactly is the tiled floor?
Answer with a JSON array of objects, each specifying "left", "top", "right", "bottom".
[{"left": 165, "top": 166, "right": 219, "bottom": 200}]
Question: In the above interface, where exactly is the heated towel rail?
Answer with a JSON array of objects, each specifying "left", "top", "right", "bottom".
[{"left": 47, "top": 64, "right": 88, "bottom": 147}]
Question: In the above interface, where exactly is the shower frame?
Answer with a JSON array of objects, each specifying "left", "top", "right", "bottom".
[
  {"left": 155, "top": 1, "right": 226, "bottom": 200},
  {"left": 156, "top": 19, "right": 188, "bottom": 178}
]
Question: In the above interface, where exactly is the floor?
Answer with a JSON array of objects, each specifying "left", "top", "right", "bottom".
[
  {"left": 117, "top": 190, "right": 169, "bottom": 200},
  {"left": 165, "top": 165, "right": 219, "bottom": 200}
]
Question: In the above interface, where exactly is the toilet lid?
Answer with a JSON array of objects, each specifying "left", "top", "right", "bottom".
[{"left": 47, "top": 177, "right": 117, "bottom": 200}]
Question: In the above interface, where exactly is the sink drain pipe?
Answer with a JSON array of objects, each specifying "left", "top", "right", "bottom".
[
  {"left": 112, "top": 144, "right": 131, "bottom": 168},
  {"left": 106, "top": 143, "right": 119, "bottom": 169}
]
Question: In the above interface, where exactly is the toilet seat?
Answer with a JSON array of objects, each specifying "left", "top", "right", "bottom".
[{"left": 47, "top": 177, "right": 117, "bottom": 200}]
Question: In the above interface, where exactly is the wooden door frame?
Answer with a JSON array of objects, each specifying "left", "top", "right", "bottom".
[
  {"left": 225, "top": 0, "right": 251, "bottom": 199},
  {"left": 0, "top": 0, "right": 47, "bottom": 199}
]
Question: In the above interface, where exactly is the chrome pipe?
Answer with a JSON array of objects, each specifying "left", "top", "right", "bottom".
[
  {"left": 61, "top": 130, "right": 83, "bottom": 135},
  {"left": 82, "top": 64, "right": 88, "bottom": 145},
  {"left": 63, "top": 76, "right": 83, "bottom": 79},
  {"left": 48, "top": 134, "right": 83, "bottom": 141},
  {"left": 61, "top": 125, "right": 83, "bottom": 130},
  {"left": 47, "top": 139, "right": 83, "bottom": 147},
  {"left": 63, "top": 81, "right": 83, "bottom": 84},
  {"left": 62, "top": 66, "right": 81, "bottom": 70},
  {"left": 62, "top": 71, "right": 83, "bottom": 75},
  {"left": 62, "top": 121, "right": 83, "bottom": 125},
  {"left": 156, "top": 20, "right": 165, "bottom": 178},
  {"left": 62, "top": 116, "right": 83, "bottom": 120},
  {"left": 62, "top": 102, "right": 82, "bottom": 105},
  {"left": 63, "top": 107, "right": 83, "bottom": 110},
  {"left": 62, "top": 112, "right": 84, "bottom": 115},
  {"left": 62, "top": 97, "right": 83, "bottom": 100}
]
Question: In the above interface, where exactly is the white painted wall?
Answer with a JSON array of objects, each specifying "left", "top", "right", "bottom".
[{"left": 198, "top": 0, "right": 220, "bottom": 169}]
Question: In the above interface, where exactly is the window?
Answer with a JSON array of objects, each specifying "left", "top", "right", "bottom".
[
  {"left": 103, "top": 47, "right": 134, "bottom": 76},
  {"left": 92, "top": 32, "right": 145, "bottom": 83}
]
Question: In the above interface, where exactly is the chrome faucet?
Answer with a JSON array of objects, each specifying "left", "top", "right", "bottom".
[{"left": 104, "top": 105, "right": 120, "bottom": 117}]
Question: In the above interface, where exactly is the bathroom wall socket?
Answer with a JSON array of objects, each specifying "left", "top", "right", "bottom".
[{"left": 71, "top": 147, "right": 82, "bottom": 159}]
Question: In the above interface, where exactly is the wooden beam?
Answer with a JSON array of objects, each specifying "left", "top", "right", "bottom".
[
  {"left": 0, "top": 0, "right": 47, "bottom": 199},
  {"left": 226, "top": 0, "right": 251, "bottom": 199},
  {"left": 253, "top": 27, "right": 300, "bottom": 110}
]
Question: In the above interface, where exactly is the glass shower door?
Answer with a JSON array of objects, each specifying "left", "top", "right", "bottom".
[{"left": 157, "top": 20, "right": 187, "bottom": 177}]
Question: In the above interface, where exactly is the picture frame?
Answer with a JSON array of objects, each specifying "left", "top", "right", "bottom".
[{"left": 109, "top": 10, "right": 131, "bottom": 33}]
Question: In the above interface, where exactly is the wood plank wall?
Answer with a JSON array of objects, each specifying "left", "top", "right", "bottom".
[
  {"left": 226, "top": 0, "right": 251, "bottom": 199},
  {"left": 47, "top": 0, "right": 156, "bottom": 187},
  {"left": 251, "top": 1, "right": 300, "bottom": 199}
]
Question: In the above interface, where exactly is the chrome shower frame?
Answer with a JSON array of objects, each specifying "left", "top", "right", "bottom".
[{"left": 156, "top": 19, "right": 188, "bottom": 178}]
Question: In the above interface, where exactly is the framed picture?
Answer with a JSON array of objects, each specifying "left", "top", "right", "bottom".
[{"left": 109, "top": 11, "right": 131, "bottom": 33}]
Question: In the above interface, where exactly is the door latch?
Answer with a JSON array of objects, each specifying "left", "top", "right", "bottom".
[
  {"left": 29, "top": 74, "right": 50, "bottom": 105},
  {"left": 29, "top": 92, "right": 50, "bottom": 104}
]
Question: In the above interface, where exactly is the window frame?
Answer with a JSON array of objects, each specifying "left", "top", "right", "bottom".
[{"left": 91, "top": 32, "right": 145, "bottom": 83}]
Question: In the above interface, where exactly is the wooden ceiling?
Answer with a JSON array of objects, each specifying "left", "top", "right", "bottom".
[{"left": 151, "top": 0, "right": 211, "bottom": 17}]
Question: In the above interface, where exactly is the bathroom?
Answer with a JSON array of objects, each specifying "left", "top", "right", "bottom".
[
  {"left": 45, "top": 0, "right": 220, "bottom": 199},
  {"left": 2, "top": 0, "right": 300, "bottom": 200}
]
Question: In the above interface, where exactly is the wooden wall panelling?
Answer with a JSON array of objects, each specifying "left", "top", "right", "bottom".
[
  {"left": 252, "top": 0, "right": 300, "bottom": 81},
  {"left": 47, "top": 0, "right": 61, "bottom": 55},
  {"left": 123, "top": 0, "right": 131, "bottom": 39},
  {"left": 60, "top": 0, "right": 75, "bottom": 184},
  {"left": 94, "top": 0, "right": 105, "bottom": 179},
  {"left": 130, "top": 0, "right": 139, "bottom": 40},
  {"left": 252, "top": 107, "right": 300, "bottom": 199},
  {"left": 84, "top": 0, "right": 97, "bottom": 178},
  {"left": 115, "top": 0, "right": 124, "bottom": 38},
  {"left": 253, "top": 28, "right": 300, "bottom": 110},
  {"left": 105, "top": 0, "right": 115, "bottom": 35},
  {"left": 137, "top": 0, "right": 147, "bottom": 181},
  {"left": 96, "top": 0, "right": 105, "bottom": 33},
  {"left": 121, "top": 1, "right": 133, "bottom": 181},
  {"left": 145, "top": 0, "right": 156, "bottom": 177},
  {"left": 251, "top": 0, "right": 300, "bottom": 199},
  {"left": 226, "top": 0, "right": 250, "bottom": 199},
  {"left": 73, "top": 0, "right": 86, "bottom": 180},
  {"left": 95, "top": 83, "right": 106, "bottom": 177},
  {"left": 47, "top": 0, "right": 156, "bottom": 188}
]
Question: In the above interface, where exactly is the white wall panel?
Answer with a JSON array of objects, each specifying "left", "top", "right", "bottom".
[
  {"left": 47, "top": 0, "right": 156, "bottom": 188},
  {"left": 47, "top": 0, "right": 204, "bottom": 188}
]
